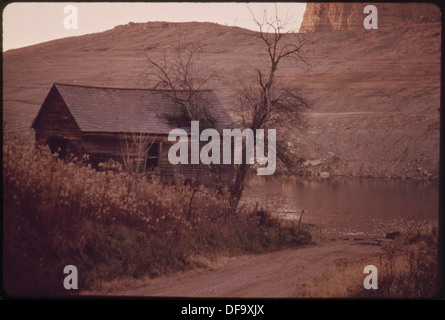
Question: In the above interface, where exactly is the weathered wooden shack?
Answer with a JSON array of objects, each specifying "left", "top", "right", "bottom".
[{"left": 32, "top": 83, "right": 235, "bottom": 185}]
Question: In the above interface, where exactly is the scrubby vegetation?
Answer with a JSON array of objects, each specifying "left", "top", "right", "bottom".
[
  {"left": 296, "top": 227, "right": 440, "bottom": 298},
  {"left": 3, "top": 145, "right": 311, "bottom": 297}
]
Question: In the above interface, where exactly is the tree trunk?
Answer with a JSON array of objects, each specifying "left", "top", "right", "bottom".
[{"left": 229, "top": 162, "right": 249, "bottom": 212}]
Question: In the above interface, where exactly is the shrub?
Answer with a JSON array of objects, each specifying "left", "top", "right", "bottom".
[
  {"left": 355, "top": 227, "right": 440, "bottom": 298},
  {"left": 296, "top": 227, "right": 439, "bottom": 298},
  {"left": 3, "top": 145, "right": 312, "bottom": 296}
]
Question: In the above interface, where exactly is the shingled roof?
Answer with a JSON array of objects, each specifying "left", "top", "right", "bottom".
[{"left": 33, "top": 83, "right": 234, "bottom": 134}]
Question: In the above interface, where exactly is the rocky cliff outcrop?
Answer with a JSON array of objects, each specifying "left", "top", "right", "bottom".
[{"left": 300, "top": 3, "right": 441, "bottom": 32}]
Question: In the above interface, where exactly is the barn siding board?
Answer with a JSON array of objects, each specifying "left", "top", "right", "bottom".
[{"left": 82, "top": 134, "right": 124, "bottom": 155}]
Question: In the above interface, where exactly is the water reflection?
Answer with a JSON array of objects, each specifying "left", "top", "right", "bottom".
[{"left": 242, "top": 175, "right": 439, "bottom": 239}]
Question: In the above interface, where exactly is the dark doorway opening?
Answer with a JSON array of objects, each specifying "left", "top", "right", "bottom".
[{"left": 47, "top": 136, "right": 68, "bottom": 158}]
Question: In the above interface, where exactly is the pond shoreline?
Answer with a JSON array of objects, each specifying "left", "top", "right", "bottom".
[
  {"left": 250, "top": 170, "right": 440, "bottom": 182},
  {"left": 243, "top": 174, "right": 439, "bottom": 241}
]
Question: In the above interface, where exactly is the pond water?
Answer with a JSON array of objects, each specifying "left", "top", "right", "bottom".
[{"left": 242, "top": 175, "right": 440, "bottom": 240}]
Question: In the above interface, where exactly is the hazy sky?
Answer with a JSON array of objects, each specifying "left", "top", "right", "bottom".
[{"left": 2, "top": 2, "right": 307, "bottom": 52}]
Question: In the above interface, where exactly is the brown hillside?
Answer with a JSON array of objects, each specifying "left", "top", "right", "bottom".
[{"left": 2, "top": 17, "right": 441, "bottom": 179}]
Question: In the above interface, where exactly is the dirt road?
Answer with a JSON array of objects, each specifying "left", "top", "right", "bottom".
[{"left": 112, "top": 240, "right": 382, "bottom": 298}]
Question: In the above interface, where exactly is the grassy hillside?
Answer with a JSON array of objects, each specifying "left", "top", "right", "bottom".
[{"left": 3, "top": 21, "right": 440, "bottom": 179}]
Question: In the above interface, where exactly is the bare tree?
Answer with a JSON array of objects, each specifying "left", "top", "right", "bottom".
[
  {"left": 140, "top": 9, "right": 309, "bottom": 213},
  {"left": 227, "top": 7, "right": 309, "bottom": 211},
  {"left": 140, "top": 41, "right": 218, "bottom": 129},
  {"left": 140, "top": 41, "right": 220, "bottom": 220}
]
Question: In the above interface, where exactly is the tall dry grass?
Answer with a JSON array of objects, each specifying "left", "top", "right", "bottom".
[
  {"left": 296, "top": 227, "right": 440, "bottom": 298},
  {"left": 3, "top": 145, "right": 312, "bottom": 297}
]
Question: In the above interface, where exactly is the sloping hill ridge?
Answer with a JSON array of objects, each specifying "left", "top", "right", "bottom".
[{"left": 3, "top": 18, "right": 440, "bottom": 180}]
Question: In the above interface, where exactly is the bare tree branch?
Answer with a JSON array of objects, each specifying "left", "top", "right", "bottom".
[
  {"left": 141, "top": 41, "right": 219, "bottom": 129},
  {"left": 120, "top": 132, "right": 155, "bottom": 174}
]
